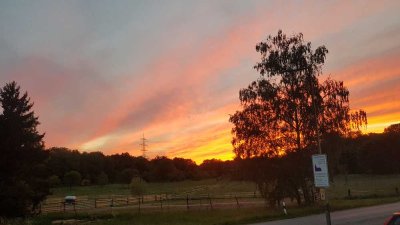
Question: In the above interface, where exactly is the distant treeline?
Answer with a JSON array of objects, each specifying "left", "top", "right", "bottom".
[
  {"left": 330, "top": 125, "right": 400, "bottom": 175},
  {"left": 46, "top": 147, "right": 234, "bottom": 187},
  {"left": 46, "top": 124, "right": 400, "bottom": 187}
]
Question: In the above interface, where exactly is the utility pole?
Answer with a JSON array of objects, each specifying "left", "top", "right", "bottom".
[
  {"left": 312, "top": 85, "right": 331, "bottom": 225},
  {"left": 140, "top": 133, "right": 148, "bottom": 158}
]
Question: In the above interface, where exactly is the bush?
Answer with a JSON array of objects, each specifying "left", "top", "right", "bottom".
[
  {"left": 97, "top": 172, "right": 109, "bottom": 186},
  {"left": 63, "top": 170, "right": 82, "bottom": 187},
  {"left": 48, "top": 175, "right": 61, "bottom": 187},
  {"left": 130, "top": 177, "right": 146, "bottom": 196}
]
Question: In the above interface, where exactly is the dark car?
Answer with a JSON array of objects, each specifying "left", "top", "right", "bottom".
[{"left": 384, "top": 213, "right": 400, "bottom": 225}]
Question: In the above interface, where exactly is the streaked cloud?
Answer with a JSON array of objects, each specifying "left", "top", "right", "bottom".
[{"left": 0, "top": 0, "right": 399, "bottom": 163}]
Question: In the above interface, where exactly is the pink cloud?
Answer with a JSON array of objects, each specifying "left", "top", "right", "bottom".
[
  {"left": 3, "top": 1, "right": 399, "bottom": 162},
  {"left": 77, "top": 1, "right": 400, "bottom": 160}
]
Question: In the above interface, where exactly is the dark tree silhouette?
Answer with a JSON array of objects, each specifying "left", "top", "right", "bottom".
[
  {"left": 230, "top": 31, "right": 367, "bottom": 205},
  {"left": 384, "top": 123, "right": 400, "bottom": 134},
  {"left": 0, "top": 81, "right": 49, "bottom": 218},
  {"left": 63, "top": 170, "right": 82, "bottom": 187},
  {"left": 96, "top": 171, "right": 109, "bottom": 186}
]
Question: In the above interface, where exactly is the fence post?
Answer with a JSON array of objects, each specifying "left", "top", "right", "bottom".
[
  {"left": 127, "top": 197, "right": 129, "bottom": 205},
  {"left": 138, "top": 197, "right": 141, "bottom": 213},
  {"left": 235, "top": 195, "right": 239, "bottom": 207},
  {"left": 254, "top": 191, "right": 256, "bottom": 198},
  {"left": 186, "top": 194, "right": 189, "bottom": 210},
  {"left": 160, "top": 197, "right": 163, "bottom": 209},
  {"left": 165, "top": 194, "right": 169, "bottom": 209},
  {"left": 348, "top": 189, "right": 351, "bottom": 198},
  {"left": 396, "top": 187, "right": 399, "bottom": 196},
  {"left": 208, "top": 194, "right": 213, "bottom": 209},
  {"left": 94, "top": 198, "right": 97, "bottom": 208}
]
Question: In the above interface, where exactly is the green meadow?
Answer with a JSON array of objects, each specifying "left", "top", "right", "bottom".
[
  {"left": 49, "top": 179, "right": 258, "bottom": 198},
  {"left": 19, "top": 175, "right": 400, "bottom": 225}
]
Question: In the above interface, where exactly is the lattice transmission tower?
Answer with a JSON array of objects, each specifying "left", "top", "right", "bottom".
[{"left": 139, "top": 133, "right": 148, "bottom": 158}]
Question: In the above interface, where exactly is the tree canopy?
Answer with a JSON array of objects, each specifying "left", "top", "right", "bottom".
[
  {"left": 230, "top": 30, "right": 367, "bottom": 159},
  {"left": 384, "top": 123, "right": 400, "bottom": 134},
  {"left": 229, "top": 30, "right": 367, "bottom": 206}
]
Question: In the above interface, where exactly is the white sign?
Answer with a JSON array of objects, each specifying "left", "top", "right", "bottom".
[{"left": 312, "top": 154, "right": 329, "bottom": 187}]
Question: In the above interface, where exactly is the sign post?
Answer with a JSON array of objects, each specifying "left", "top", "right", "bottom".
[
  {"left": 312, "top": 154, "right": 329, "bottom": 188},
  {"left": 312, "top": 154, "right": 331, "bottom": 225}
]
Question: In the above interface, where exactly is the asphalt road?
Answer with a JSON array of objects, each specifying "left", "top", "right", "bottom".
[{"left": 251, "top": 201, "right": 400, "bottom": 225}]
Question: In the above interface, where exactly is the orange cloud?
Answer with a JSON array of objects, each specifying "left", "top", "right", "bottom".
[
  {"left": 4, "top": 1, "right": 399, "bottom": 163},
  {"left": 332, "top": 47, "right": 400, "bottom": 133},
  {"left": 79, "top": 3, "right": 400, "bottom": 162}
]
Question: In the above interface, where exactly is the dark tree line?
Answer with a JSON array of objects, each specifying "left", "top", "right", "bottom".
[
  {"left": 335, "top": 126, "right": 400, "bottom": 175},
  {"left": 45, "top": 147, "right": 235, "bottom": 186},
  {"left": 46, "top": 124, "right": 400, "bottom": 190},
  {"left": 231, "top": 127, "right": 400, "bottom": 205}
]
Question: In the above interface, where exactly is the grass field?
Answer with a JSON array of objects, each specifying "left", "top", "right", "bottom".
[
  {"left": 49, "top": 179, "right": 258, "bottom": 198},
  {"left": 31, "top": 175, "right": 400, "bottom": 225},
  {"left": 50, "top": 175, "right": 400, "bottom": 199},
  {"left": 328, "top": 174, "right": 400, "bottom": 199}
]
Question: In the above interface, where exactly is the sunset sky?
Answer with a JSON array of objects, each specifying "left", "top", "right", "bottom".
[{"left": 0, "top": 1, "right": 399, "bottom": 163}]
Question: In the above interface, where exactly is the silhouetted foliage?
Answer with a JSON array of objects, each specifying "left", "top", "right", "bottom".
[
  {"left": 63, "top": 170, "right": 82, "bottom": 187},
  {"left": 46, "top": 149, "right": 204, "bottom": 184},
  {"left": 384, "top": 123, "right": 400, "bottom": 134},
  {"left": 0, "top": 81, "right": 49, "bottom": 218},
  {"left": 119, "top": 168, "right": 138, "bottom": 184},
  {"left": 47, "top": 147, "right": 81, "bottom": 179},
  {"left": 48, "top": 175, "right": 61, "bottom": 187},
  {"left": 172, "top": 157, "right": 200, "bottom": 179},
  {"left": 145, "top": 156, "right": 182, "bottom": 182},
  {"left": 230, "top": 31, "right": 367, "bottom": 206},
  {"left": 200, "top": 159, "right": 226, "bottom": 178},
  {"left": 38, "top": 122, "right": 400, "bottom": 191},
  {"left": 96, "top": 172, "right": 109, "bottom": 186},
  {"left": 339, "top": 129, "right": 400, "bottom": 174}
]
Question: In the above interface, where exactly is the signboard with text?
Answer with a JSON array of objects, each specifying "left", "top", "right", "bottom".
[{"left": 312, "top": 154, "right": 329, "bottom": 188}]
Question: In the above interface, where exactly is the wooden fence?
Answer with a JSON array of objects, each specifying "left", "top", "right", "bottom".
[
  {"left": 344, "top": 187, "right": 400, "bottom": 199},
  {"left": 41, "top": 187, "right": 400, "bottom": 214},
  {"left": 40, "top": 192, "right": 265, "bottom": 214}
]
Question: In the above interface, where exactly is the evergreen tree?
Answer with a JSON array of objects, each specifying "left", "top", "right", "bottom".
[{"left": 0, "top": 81, "right": 49, "bottom": 218}]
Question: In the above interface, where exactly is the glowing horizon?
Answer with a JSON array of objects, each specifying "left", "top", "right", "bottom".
[{"left": 0, "top": 1, "right": 399, "bottom": 164}]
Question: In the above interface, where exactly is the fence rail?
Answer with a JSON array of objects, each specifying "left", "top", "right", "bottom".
[
  {"left": 40, "top": 192, "right": 264, "bottom": 213},
  {"left": 344, "top": 187, "right": 400, "bottom": 199},
  {"left": 41, "top": 187, "right": 400, "bottom": 214}
]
